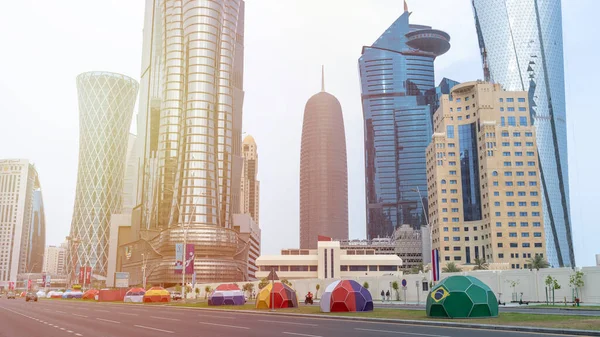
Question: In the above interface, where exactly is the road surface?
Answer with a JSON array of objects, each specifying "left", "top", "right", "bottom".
[
  {"left": 374, "top": 303, "right": 600, "bottom": 317},
  {"left": 0, "top": 298, "right": 576, "bottom": 337}
]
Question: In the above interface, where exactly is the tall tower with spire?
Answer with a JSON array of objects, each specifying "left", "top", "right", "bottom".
[{"left": 299, "top": 68, "right": 349, "bottom": 249}]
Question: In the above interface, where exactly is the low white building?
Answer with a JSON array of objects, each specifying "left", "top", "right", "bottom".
[{"left": 256, "top": 240, "right": 402, "bottom": 280}]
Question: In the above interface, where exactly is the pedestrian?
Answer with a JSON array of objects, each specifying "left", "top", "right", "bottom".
[
  {"left": 381, "top": 290, "right": 385, "bottom": 302},
  {"left": 386, "top": 290, "right": 390, "bottom": 302}
]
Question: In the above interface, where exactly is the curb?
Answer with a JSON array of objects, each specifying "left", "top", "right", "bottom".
[{"left": 166, "top": 305, "right": 600, "bottom": 336}]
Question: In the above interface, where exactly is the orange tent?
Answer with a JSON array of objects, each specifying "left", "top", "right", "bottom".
[
  {"left": 143, "top": 287, "right": 170, "bottom": 303},
  {"left": 82, "top": 289, "right": 99, "bottom": 300}
]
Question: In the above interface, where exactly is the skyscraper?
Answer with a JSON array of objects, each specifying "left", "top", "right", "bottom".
[
  {"left": 472, "top": 0, "right": 574, "bottom": 267},
  {"left": 43, "top": 243, "right": 67, "bottom": 276},
  {"left": 426, "top": 81, "right": 546, "bottom": 269},
  {"left": 0, "top": 159, "right": 45, "bottom": 288},
  {"left": 359, "top": 5, "right": 450, "bottom": 239},
  {"left": 122, "top": 0, "right": 247, "bottom": 284},
  {"left": 299, "top": 69, "right": 348, "bottom": 249},
  {"left": 240, "top": 135, "right": 260, "bottom": 224},
  {"left": 68, "top": 71, "right": 138, "bottom": 280}
]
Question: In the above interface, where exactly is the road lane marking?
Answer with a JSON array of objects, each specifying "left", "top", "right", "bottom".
[
  {"left": 67, "top": 331, "right": 73, "bottom": 333},
  {"left": 150, "top": 316, "right": 180, "bottom": 321},
  {"left": 283, "top": 333, "right": 323, "bottom": 337},
  {"left": 355, "top": 328, "right": 450, "bottom": 337},
  {"left": 118, "top": 312, "right": 139, "bottom": 316},
  {"left": 197, "top": 321, "right": 250, "bottom": 330},
  {"left": 56, "top": 310, "right": 67, "bottom": 314},
  {"left": 75, "top": 334, "right": 83, "bottom": 336},
  {"left": 198, "top": 313, "right": 236, "bottom": 319},
  {"left": 60, "top": 328, "right": 66, "bottom": 330},
  {"left": 72, "top": 314, "right": 88, "bottom": 318},
  {"left": 134, "top": 325, "right": 174, "bottom": 334},
  {"left": 96, "top": 318, "right": 121, "bottom": 324},
  {"left": 259, "top": 319, "right": 317, "bottom": 326},
  {"left": 95, "top": 309, "right": 110, "bottom": 312}
]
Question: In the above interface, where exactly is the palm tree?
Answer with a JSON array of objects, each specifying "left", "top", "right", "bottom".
[
  {"left": 442, "top": 262, "right": 462, "bottom": 273},
  {"left": 473, "top": 258, "right": 489, "bottom": 270},
  {"left": 392, "top": 281, "right": 400, "bottom": 301},
  {"left": 315, "top": 284, "right": 320, "bottom": 299},
  {"left": 204, "top": 285, "right": 212, "bottom": 299},
  {"left": 410, "top": 263, "right": 426, "bottom": 274},
  {"left": 362, "top": 281, "right": 369, "bottom": 290},
  {"left": 258, "top": 277, "right": 269, "bottom": 290},
  {"left": 528, "top": 255, "right": 550, "bottom": 270}
]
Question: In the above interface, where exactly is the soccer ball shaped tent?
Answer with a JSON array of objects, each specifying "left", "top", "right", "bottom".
[
  {"left": 143, "top": 286, "right": 170, "bottom": 303},
  {"left": 255, "top": 282, "right": 298, "bottom": 309},
  {"left": 320, "top": 280, "right": 373, "bottom": 313},
  {"left": 208, "top": 284, "right": 245, "bottom": 306},
  {"left": 82, "top": 289, "right": 99, "bottom": 300},
  {"left": 426, "top": 275, "right": 499, "bottom": 318}
]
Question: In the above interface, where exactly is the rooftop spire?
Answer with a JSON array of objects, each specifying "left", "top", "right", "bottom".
[
  {"left": 404, "top": 0, "right": 408, "bottom": 12},
  {"left": 321, "top": 65, "right": 325, "bottom": 92}
]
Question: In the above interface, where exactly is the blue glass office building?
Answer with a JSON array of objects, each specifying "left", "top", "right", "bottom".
[
  {"left": 472, "top": 0, "right": 574, "bottom": 267},
  {"left": 359, "top": 8, "right": 451, "bottom": 239}
]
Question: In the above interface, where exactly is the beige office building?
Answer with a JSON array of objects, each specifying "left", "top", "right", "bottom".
[
  {"left": 240, "top": 135, "right": 260, "bottom": 224},
  {"left": 426, "top": 81, "right": 546, "bottom": 270}
]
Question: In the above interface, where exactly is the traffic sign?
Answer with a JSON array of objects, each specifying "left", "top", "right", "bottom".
[{"left": 402, "top": 279, "right": 407, "bottom": 287}]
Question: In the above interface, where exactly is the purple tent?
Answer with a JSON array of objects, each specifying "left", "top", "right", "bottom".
[{"left": 208, "top": 289, "right": 245, "bottom": 306}]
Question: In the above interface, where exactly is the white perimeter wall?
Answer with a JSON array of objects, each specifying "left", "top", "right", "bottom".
[{"left": 191, "top": 267, "right": 600, "bottom": 304}]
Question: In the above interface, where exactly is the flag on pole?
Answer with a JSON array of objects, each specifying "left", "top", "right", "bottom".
[
  {"left": 185, "top": 244, "right": 195, "bottom": 274},
  {"left": 175, "top": 243, "right": 183, "bottom": 274},
  {"left": 432, "top": 249, "right": 440, "bottom": 282}
]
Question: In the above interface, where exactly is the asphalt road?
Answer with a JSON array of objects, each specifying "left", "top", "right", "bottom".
[
  {"left": 0, "top": 298, "right": 580, "bottom": 337},
  {"left": 374, "top": 303, "right": 600, "bottom": 317}
]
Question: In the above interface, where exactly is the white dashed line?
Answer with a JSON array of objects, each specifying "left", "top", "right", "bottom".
[
  {"left": 72, "top": 314, "right": 88, "bottom": 318},
  {"left": 96, "top": 318, "right": 121, "bottom": 324},
  {"left": 133, "top": 325, "right": 174, "bottom": 334},
  {"left": 95, "top": 309, "right": 110, "bottom": 313},
  {"left": 75, "top": 334, "right": 83, "bottom": 336},
  {"left": 118, "top": 312, "right": 139, "bottom": 316},
  {"left": 283, "top": 333, "right": 323, "bottom": 337},
  {"left": 197, "top": 321, "right": 250, "bottom": 329},
  {"left": 67, "top": 330, "right": 73, "bottom": 333},
  {"left": 150, "top": 316, "right": 180, "bottom": 321}
]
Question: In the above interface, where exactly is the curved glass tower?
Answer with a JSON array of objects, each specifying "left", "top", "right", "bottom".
[
  {"left": 472, "top": 0, "right": 574, "bottom": 267},
  {"left": 299, "top": 70, "right": 348, "bottom": 249},
  {"left": 359, "top": 6, "right": 450, "bottom": 239},
  {"left": 69, "top": 71, "right": 138, "bottom": 279}
]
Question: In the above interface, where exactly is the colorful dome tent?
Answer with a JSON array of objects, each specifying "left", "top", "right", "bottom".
[
  {"left": 208, "top": 284, "right": 245, "bottom": 306},
  {"left": 82, "top": 289, "right": 99, "bottom": 300},
  {"left": 320, "top": 280, "right": 373, "bottom": 313},
  {"left": 426, "top": 275, "right": 499, "bottom": 318},
  {"left": 124, "top": 287, "right": 146, "bottom": 303},
  {"left": 143, "top": 287, "right": 170, "bottom": 303},
  {"left": 255, "top": 282, "right": 298, "bottom": 309}
]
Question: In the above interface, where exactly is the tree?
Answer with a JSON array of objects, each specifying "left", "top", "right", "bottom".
[
  {"left": 315, "top": 284, "right": 320, "bottom": 299},
  {"left": 528, "top": 255, "right": 550, "bottom": 270},
  {"left": 569, "top": 271, "right": 585, "bottom": 300},
  {"left": 409, "top": 263, "right": 429, "bottom": 275},
  {"left": 545, "top": 276, "right": 561, "bottom": 305},
  {"left": 194, "top": 287, "right": 200, "bottom": 299},
  {"left": 473, "top": 258, "right": 488, "bottom": 271},
  {"left": 362, "top": 281, "right": 369, "bottom": 290},
  {"left": 506, "top": 279, "right": 520, "bottom": 302},
  {"left": 242, "top": 283, "right": 254, "bottom": 298},
  {"left": 442, "top": 262, "right": 462, "bottom": 273},
  {"left": 258, "top": 278, "right": 269, "bottom": 290},
  {"left": 392, "top": 281, "right": 400, "bottom": 301},
  {"left": 204, "top": 285, "right": 212, "bottom": 300}
]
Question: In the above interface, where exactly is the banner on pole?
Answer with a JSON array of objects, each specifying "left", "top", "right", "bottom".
[
  {"left": 45, "top": 274, "right": 51, "bottom": 287},
  {"left": 85, "top": 266, "right": 92, "bottom": 285},
  {"left": 185, "top": 243, "right": 195, "bottom": 274},
  {"left": 27, "top": 279, "right": 32, "bottom": 290},
  {"left": 432, "top": 249, "right": 440, "bottom": 282},
  {"left": 42, "top": 275, "right": 46, "bottom": 286},
  {"left": 9, "top": 282, "right": 14, "bottom": 290},
  {"left": 175, "top": 243, "right": 183, "bottom": 274},
  {"left": 78, "top": 266, "right": 85, "bottom": 284},
  {"left": 192, "top": 271, "right": 196, "bottom": 289}
]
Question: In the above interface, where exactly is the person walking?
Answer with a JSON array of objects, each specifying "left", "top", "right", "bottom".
[
  {"left": 380, "top": 290, "right": 385, "bottom": 302},
  {"left": 386, "top": 290, "right": 391, "bottom": 302}
]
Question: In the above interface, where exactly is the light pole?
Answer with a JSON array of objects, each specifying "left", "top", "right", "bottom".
[
  {"left": 141, "top": 253, "right": 148, "bottom": 289},
  {"left": 411, "top": 187, "right": 434, "bottom": 283}
]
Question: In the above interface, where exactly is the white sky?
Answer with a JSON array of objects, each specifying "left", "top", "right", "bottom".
[{"left": 0, "top": 0, "right": 598, "bottom": 266}]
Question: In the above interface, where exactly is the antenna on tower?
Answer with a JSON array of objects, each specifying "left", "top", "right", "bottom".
[{"left": 321, "top": 65, "right": 325, "bottom": 92}]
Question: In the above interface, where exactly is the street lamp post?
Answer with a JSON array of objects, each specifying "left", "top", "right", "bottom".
[{"left": 141, "top": 253, "right": 148, "bottom": 289}]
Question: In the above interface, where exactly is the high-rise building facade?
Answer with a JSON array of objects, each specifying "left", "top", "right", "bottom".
[
  {"left": 0, "top": 159, "right": 45, "bottom": 288},
  {"left": 426, "top": 81, "right": 547, "bottom": 269},
  {"left": 121, "top": 133, "right": 138, "bottom": 214},
  {"left": 472, "top": 0, "right": 573, "bottom": 267},
  {"left": 299, "top": 70, "right": 348, "bottom": 249},
  {"left": 43, "top": 243, "right": 67, "bottom": 276},
  {"left": 359, "top": 6, "right": 450, "bottom": 240},
  {"left": 68, "top": 72, "right": 138, "bottom": 280},
  {"left": 120, "top": 0, "right": 248, "bottom": 284},
  {"left": 240, "top": 135, "right": 259, "bottom": 224}
]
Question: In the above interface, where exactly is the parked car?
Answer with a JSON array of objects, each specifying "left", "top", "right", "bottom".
[
  {"left": 6, "top": 291, "right": 16, "bottom": 299},
  {"left": 171, "top": 292, "right": 182, "bottom": 301},
  {"left": 25, "top": 292, "right": 38, "bottom": 302}
]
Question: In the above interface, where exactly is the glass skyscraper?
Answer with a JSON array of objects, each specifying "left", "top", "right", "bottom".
[
  {"left": 472, "top": 0, "right": 574, "bottom": 267},
  {"left": 359, "top": 7, "right": 450, "bottom": 239}
]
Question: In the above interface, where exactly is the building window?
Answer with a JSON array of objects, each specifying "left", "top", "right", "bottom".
[
  {"left": 452, "top": 208, "right": 459, "bottom": 212},
  {"left": 502, "top": 142, "right": 510, "bottom": 146},
  {"left": 528, "top": 171, "right": 536, "bottom": 176},
  {"left": 517, "top": 181, "right": 525, "bottom": 186},
  {"left": 515, "top": 152, "right": 523, "bottom": 156},
  {"left": 518, "top": 202, "right": 526, "bottom": 206},
  {"left": 520, "top": 222, "right": 529, "bottom": 227},
  {"left": 452, "top": 218, "right": 459, "bottom": 222},
  {"left": 508, "top": 116, "right": 516, "bottom": 125},
  {"left": 523, "top": 243, "right": 531, "bottom": 248},
  {"left": 494, "top": 201, "right": 501, "bottom": 206},
  {"left": 494, "top": 192, "right": 500, "bottom": 196},
  {"left": 444, "top": 237, "right": 449, "bottom": 241},
  {"left": 498, "top": 243, "right": 503, "bottom": 248},
  {"left": 519, "top": 212, "right": 528, "bottom": 216},
  {"left": 379, "top": 265, "right": 398, "bottom": 272},
  {"left": 496, "top": 222, "right": 502, "bottom": 227},
  {"left": 505, "top": 182, "right": 513, "bottom": 186},
  {"left": 447, "top": 125, "right": 454, "bottom": 138},
  {"left": 452, "top": 227, "right": 460, "bottom": 231},
  {"left": 450, "top": 180, "right": 457, "bottom": 184},
  {"left": 513, "top": 132, "right": 521, "bottom": 137},
  {"left": 504, "top": 162, "right": 512, "bottom": 167},
  {"left": 533, "top": 222, "right": 541, "bottom": 227},
  {"left": 444, "top": 247, "right": 450, "bottom": 251},
  {"left": 331, "top": 249, "right": 334, "bottom": 278},
  {"left": 445, "top": 256, "right": 450, "bottom": 261},
  {"left": 506, "top": 201, "right": 515, "bottom": 206},
  {"left": 506, "top": 191, "right": 514, "bottom": 196},
  {"left": 504, "top": 172, "right": 512, "bottom": 177},
  {"left": 451, "top": 198, "right": 459, "bottom": 203},
  {"left": 453, "top": 237, "right": 460, "bottom": 241},
  {"left": 310, "top": 266, "right": 317, "bottom": 271},
  {"left": 501, "top": 117, "right": 506, "bottom": 126},
  {"left": 528, "top": 161, "right": 536, "bottom": 166},
  {"left": 369, "top": 266, "right": 377, "bottom": 271},
  {"left": 534, "top": 243, "right": 543, "bottom": 248},
  {"left": 443, "top": 227, "right": 449, "bottom": 232},
  {"left": 495, "top": 212, "right": 501, "bottom": 216},
  {"left": 498, "top": 253, "right": 504, "bottom": 258},
  {"left": 518, "top": 191, "right": 526, "bottom": 196},
  {"left": 526, "top": 142, "right": 534, "bottom": 146},
  {"left": 499, "top": 98, "right": 504, "bottom": 102},
  {"left": 534, "top": 232, "right": 542, "bottom": 237},
  {"left": 509, "top": 233, "right": 517, "bottom": 237},
  {"left": 532, "top": 212, "right": 540, "bottom": 216},
  {"left": 530, "top": 191, "right": 538, "bottom": 196},
  {"left": 340, "top": 265, "right": 348, "bottom": 271},
  {"left": 324, "top": 249, "right": 328, "bottom": 278},
  {"left": 510, "top": 243, "right": 518, "bottom": 248},
  {"left": 522, "top": 232, "right": 530, "bottom": 237},
  {"left": 529, "top": 181, "right": 537, "bottom": 186},
  {"left": 349, "top": 265, "right": 368, "bottom": 272},
  {"left": 502, "top": 131, "right": 509, "bottom": 137},
  {"left": 507, "top": 98, "right": 514, "bottom": 102},
  {"left": 516, "top": 171, "right": 524, "bottom": 176},
  {"left": 503, "top": 152, "right": 511, "bottom": 156},
  {"left": 518, "top": 98, "right": 526, "bottom": 102},
  {"left": 451, "top": 189, "right": 457, "bottom": 194},
  {"left": 531, "top": 202, "right": 539, "bottom": 206},
  {"left": 496, "top": 233, "right": 502, "bottom": 237}
]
